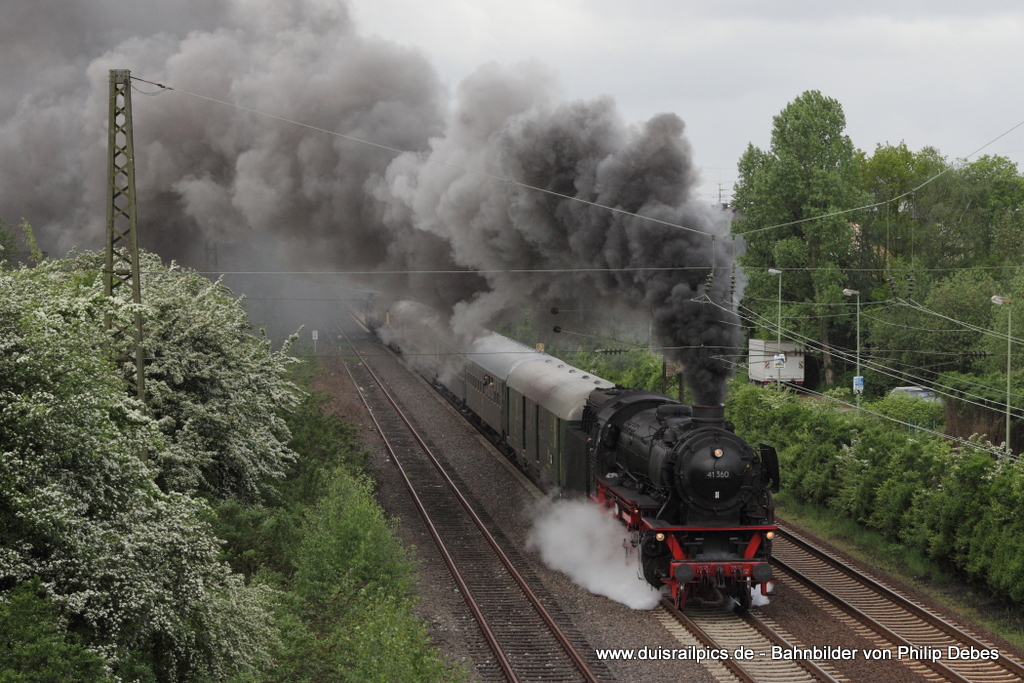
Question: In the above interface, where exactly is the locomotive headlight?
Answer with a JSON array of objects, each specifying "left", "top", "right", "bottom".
[
  {"left": 655, "top": 532, "right": 666, "bottom": 542},
  {"left": 765, "top": 531, "right": 776, "bottom": 540},
  {"left": 713, "top": 448, "right": 724, "bottom": 458}
]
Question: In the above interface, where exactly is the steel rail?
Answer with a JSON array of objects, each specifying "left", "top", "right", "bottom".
[
  {"left": 739, "top": 611, "right": 844, "bottom": 683},
  {"left": 659, "top": 599, "right": 758, "bottom": 683},
  {"left": 335, "top": 321, "right": 602, "bottom": 683},
  {"left": 775, "top": 527, "right": 1024, "bottom": 683},
  {"left": 339, "top": 357, "right": 520, "bottom": 682},
  {"left": 779, "top": 526, "right": 1024, "bottom": 678},
  {"left": 660, "top": 598, "right": 843, "bottom": 683}
]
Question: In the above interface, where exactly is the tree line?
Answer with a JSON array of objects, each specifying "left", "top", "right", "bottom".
[{"left": 733, "top": 90, "right": 1022, "bottom": 451}]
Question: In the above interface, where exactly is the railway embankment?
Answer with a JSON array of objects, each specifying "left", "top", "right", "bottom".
[{"left": 727, "top": 382, "right": 1024, "bottom": 651}]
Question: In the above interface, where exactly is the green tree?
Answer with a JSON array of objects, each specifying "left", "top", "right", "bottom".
[
  {"left": 866, "top": 269, "right": 999, "bottom": 389},
  {"left": 0, "top": 218, "right": 16, "bottom": 266},
  {"left": 856, "top": 142, "right": 948, "bottom": 276},
  {"left": 733, "top": 91, "right": 867, "bottom": 386},
  {"left": 926, "top": 156, "right": 1024, "bottom": 269},
  {"left": 0, "top": 579, "right": 112, "bottom": 683},
  {"left": 868, "top": 152, "right": 1024, "bottom": 272}
]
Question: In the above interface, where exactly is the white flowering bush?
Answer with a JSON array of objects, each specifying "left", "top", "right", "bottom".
[
  {"left": 69, "top": 250, "right": 301, "bottom": 502},
  {"left": 0, "top": 261, "right": 277, "bottom": 681}
]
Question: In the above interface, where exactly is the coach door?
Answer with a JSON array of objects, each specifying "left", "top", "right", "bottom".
[
  {"left": 537, "top": 409, "right": 559, "bottom": 488},
  {"left": 525, "top": 397, "right": 539, "bottom": 468},
  {"left": 506, "top": 388, "right": 522, "bottom": 458}
]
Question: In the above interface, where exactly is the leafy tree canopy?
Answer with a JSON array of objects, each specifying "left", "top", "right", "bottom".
[
  {"left": 733, "top": 90, "right": 867, "bottom": 385},
  {"left": 68, "top": 250, "right": 302, "bottom": 502},
  {"left": 0, "top": 258, "right": 279, "bottom": 681}
]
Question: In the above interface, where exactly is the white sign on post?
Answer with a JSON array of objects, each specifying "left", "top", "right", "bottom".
[
  {"left": 853, "top": 376, "right": 864, "bottom": 394},
  {"left": 772, "top": 353, "right": 787, "bottom": 369}
]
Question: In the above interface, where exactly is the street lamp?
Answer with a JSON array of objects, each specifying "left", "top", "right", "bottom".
[
  {"left": 769, "top": 269, "right": 782, "bottom": 387},
  {"left": 843, "top": 289, "right": 862, "bottom": 414},
  {"left": 992, "top": 295, "right": 1013, "bottom": 453}
]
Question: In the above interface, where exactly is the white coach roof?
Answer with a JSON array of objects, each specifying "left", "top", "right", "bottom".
[
  {"left": 507, "top": 359, "right": 614, "bottom": 421},
  {"left": 467, "top": 332, "right": 545, "bottom": 380}
]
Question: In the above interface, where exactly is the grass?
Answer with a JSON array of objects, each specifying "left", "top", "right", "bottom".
[{"left": 774, "top": 492, "right": 1024, "bottom": 651}]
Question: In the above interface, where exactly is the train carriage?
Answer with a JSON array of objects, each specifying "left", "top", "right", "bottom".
[
  {"left": 504, "top": 359, "right": 612, "bottom": 488},
  {"left": 464, "top": 333, "right": 538, "bottom": 439},
  {"left": 370, "top": 298, "right": 778, "bottom": 611}
]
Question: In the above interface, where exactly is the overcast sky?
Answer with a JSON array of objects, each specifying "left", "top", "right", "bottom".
[
  {"left": 2, "top": 0, "right": 1023, "bottom": 259},
  {"left": 347, "top": 0, "right": 1024, "bottom": 203}
]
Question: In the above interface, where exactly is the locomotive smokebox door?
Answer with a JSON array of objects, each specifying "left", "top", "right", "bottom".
[{"left": 675, "top": 432, "right": 755, "bottom": 516}]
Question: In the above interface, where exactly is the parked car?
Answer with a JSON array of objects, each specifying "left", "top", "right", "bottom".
[{"left": 889, "top": 386, "right": 940, "bottom": 402}]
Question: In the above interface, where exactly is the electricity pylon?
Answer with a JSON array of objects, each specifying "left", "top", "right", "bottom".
[{"left": 104, "top": 69, "right": 147, "bottom": 432}]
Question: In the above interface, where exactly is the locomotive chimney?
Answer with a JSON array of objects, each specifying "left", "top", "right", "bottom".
[{"left": 690, "top": 405, "right": 726, "bottom": 426}]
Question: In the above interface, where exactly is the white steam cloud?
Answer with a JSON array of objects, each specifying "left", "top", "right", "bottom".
[{"left": 526, "top": 499, "right": 661, "bottom": 610}]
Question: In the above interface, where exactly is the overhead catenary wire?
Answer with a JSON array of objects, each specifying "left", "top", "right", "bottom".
[
  {"left": 738, "top": 299, "right": 1024, "bottom": 405},
  {"left": 899, "top": 298, "right": 1024, "bottom": 346},
  {"left": 147, "top": 266, "right": 724, "bottom": 276},
  {"left": 129, "top": 75, "right": 716, "bottom": 239},
  {"left": 179, "top": 261, "right": 1024, "bottom": 278},
  {"left": 131, "top": 78, "right": 1024, "bottom": 246},
  {"left": 737, "top": 291, "right": 1022, "bottom": 392},
  {"left": 129, "top": 77, "right": 1022, "bottom": 437},
  {"left": 732, "top": 300, "right": 1024, "bottom": 421},
  {"left": 719, "top": 347, "right": 1024, "bottom": 463},
  {"left": 749, "top": 367, "right": 1022, "bottom": 462},
  {"left": 126, "top": 74, "right": 1024, "bottom": 291}
]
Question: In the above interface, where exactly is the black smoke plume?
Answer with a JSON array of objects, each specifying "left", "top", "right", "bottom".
[
  {"left": 0, "top": 0, "right": 743, "bottom": 403},
  {"left": 377, "top": 63, "right": 743, "bottom": 402}
]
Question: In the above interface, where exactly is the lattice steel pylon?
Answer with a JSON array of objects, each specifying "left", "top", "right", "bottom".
[{"left": 104, "top": 69, "right": 147, "bottom": 425}]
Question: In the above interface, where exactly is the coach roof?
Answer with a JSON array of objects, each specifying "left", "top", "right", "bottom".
[
  {"left": 507, "top": 358, "right": 614, "bottom": 421},
  {"left": 466, "top": 332, "right": 546, "bottom": 380}
]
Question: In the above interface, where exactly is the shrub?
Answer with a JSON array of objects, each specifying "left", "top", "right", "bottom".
[
  {"left": 0, "top": 261, "right": 277, "bottom": 682},
  {"left": 726, "top": 382, "right": 1024, "bottom": 606},
  {"left": 0, "top": 579, "right": 112, "bottom": 683}
]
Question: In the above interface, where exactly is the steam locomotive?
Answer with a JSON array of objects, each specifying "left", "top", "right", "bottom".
[{"left": 369, "top": 299, "right": 779, "bottom": 610}]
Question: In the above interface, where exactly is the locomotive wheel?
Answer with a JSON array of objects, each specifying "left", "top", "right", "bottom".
[
  {"left": 639, "top": 536, "right": 670, "bottom": 587},
  {"left": 731, "top": 585, "right": 752, "bottom": 613}
]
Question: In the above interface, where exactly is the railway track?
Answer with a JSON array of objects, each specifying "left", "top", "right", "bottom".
[
  {"left": 332, "top": 302, "right": 1023, "bottom": 683},
  {"left": 772, "top": 527, "right": 1024, "bottom": 683},
  {"left": 332, "top": 318, "right": 609, "bottom": 683},
  {"left": 654, "top": 599, "right": 844, "bottom": 683}
]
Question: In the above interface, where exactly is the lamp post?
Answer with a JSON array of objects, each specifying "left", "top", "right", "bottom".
[
  {"left": 843, "top": 289, "right": 861, "bottom": 414},
  {"left": 992, "top": 295, "right": 1013, "bottom": 453},
  {"left": 769, "top": 269, "right": 782, "bottom": 387}
]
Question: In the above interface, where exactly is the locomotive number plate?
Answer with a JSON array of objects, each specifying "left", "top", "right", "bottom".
[{"left": 706, "top": 471, "right": 731, "bottom": 478}]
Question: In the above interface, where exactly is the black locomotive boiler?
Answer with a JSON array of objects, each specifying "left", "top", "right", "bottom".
[
  {"left": 584, "top": 387, "right": 779, "bottom": 609},
  {"left": 370, "top": 299, "right": 779, "bottom": 610}
]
